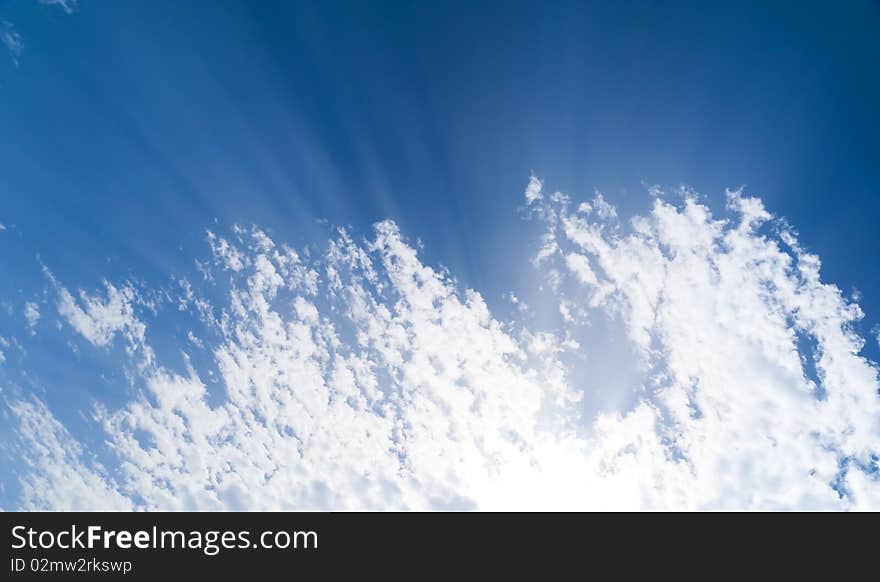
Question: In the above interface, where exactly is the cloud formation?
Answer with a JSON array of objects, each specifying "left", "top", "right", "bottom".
[
  {"left": 527, "top": 180, "right": 880, "bottom": 509},
  {"left": 23, "top": 302, "right": 39, "bottom": 334},
  {"left": 3, "top": 1, "right": 78, "bottom": 68},
  {"left": 3, "top": 180, "right": 879, "bottom": 510},
  {"left": 39, "top": 0, "right": 77, "bottom": 14},
  {"left": 1, "top": 21, "right": 22, "bottom": 66}
]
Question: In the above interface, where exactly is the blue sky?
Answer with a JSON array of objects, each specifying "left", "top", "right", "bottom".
[{"left": 1, "top": 1, "right": 879, "bottom": 510}]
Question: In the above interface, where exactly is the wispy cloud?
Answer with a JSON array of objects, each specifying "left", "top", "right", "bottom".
[
  {"left": 527, "top": 183, "right": 880, "bottom": 509},
  {"left": 3, "top": 1, "right": 78, "bottom": 67},
  {"left": 39, "top": 0, "right": 77, "bottom": 14},
  {"left": 3, "top": 180, "right": 879, "bottom": 510},
  {"left": 56, "top": 282, "right": 146, "bottom": 350},
  {"left": 23, "top": 302, "right": 40, "bottom": 334},
  {"left": 11, "top": 398, "right": 132, "bottom": 511},
  {"left": 1, "top": 21, "right": 22, "bottom": 66}
]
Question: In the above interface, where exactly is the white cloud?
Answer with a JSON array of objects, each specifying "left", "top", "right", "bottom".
[
  {"left": 9, "top": 222, "right": 584, "bottom": 510},
  {"left": 54, "top": 280, "right": 146, "bottom": 353},
  {"left": 39, "top": 0, "right": 77, "bottom": 14},
  {"left": 23, "top": 302, "right": 39, "bottom": 333},
  {"left": 590, "top": 191, "right": 617, "bottom": 220},
  {"left": 9, "top": 398, "right": 132, "bottom": 511},
  {"left": 1, "top": 21, "right": 22, "bottom": 66},
  {"left": 186, "top": 330, "right": 204, "bottom": 349},
  {"left": 524, "top": 174, "right": 543, "bottom": 204},
  {"left": 530, "top": 185, "right": 880, "bottom": 509},
  {"left": 3, "top": 1, "right": 78, "bottom": 69},
  {"left": 4, "top": 180, "right": 879, "bottom": 510}
]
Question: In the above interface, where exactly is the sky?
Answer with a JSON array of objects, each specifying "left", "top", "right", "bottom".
[{"left": 0, "top": 1, "right": 879, "bottom": 510}]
